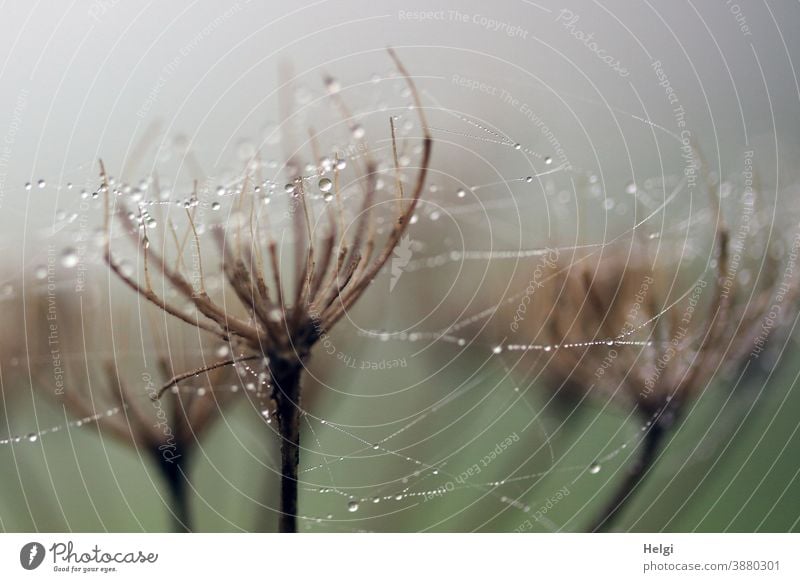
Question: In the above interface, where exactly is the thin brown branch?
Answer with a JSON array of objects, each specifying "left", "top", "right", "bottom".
[{"left": 154, "top": 355, "right": 261, "bottom": 400}]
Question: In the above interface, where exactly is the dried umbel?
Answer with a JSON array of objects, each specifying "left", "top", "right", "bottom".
[
  {"left": 102, "top": 50, "right": 431, "bottom": 532},
  {"left": 522, "top": 204, "right": 799, "bottom": 531},
  {"left": 60, "top": 359, "right": 235, "bottom": 531}
]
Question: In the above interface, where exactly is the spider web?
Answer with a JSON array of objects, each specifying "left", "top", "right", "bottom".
[{"left": 0, "top": 62, "right": 790, "bottom": 534}]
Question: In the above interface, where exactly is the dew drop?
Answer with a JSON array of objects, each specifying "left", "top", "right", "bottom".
[
  {"left": 347, "top": 499, "right": 359, "bottom": 513},
  {"left": 544, "top": 156, "right": 552, "bottom": 165},
  {"left": 513, "top": 143, "right": 521, "bottom": 150},
  {"left": 325, "top": 77, "right": 341, "bottom": 94},
  {"left": 351, "top": 125, "right": 365, "bottom": 139},
  {"left": 34, "top": 265, "right": 47, "bottom": 280},
  {"left": 625, "top": 182, "right": 637, "bottom": 194},
  {"left": 323, "top": 192, "right": 334, "bottom": 202},
  {"left": 492, "top": 345, "right": 503, "bottom": 354},
  {"left": 119, "top": 260, "right": 135, "bottom": 277},
  {"left": 589, "top": 462, "right": 601, "bottom": 474},
  {"left": 456, "top": 189, "right": 466, "bottom": 198},
  {"left": 284, "top": 183, "right": 296, "bottom": 194},
  {"left": 27, "top": 433, "right": 38, "bottom": 443},
  {"left": 37, "top": 179, "right": 46, "bottom": 189},
  {"left": 60, "top": 248, "right": 79, "bottom": 268},
  {"left": 216, "top": 186, "right": 226, "bottom": 196},
  {"left": 216, "top": 345, "right": 230, "bottom": 358},
  {"left": 24, "top": 182, "right": 32, "bottom": 191},
  {"left": 211, "top": 202, "right": 221, "bottom": 211},
  {"left": 318, "top": 178, "right": 333, "bottom": 193},
  {"left": 335, "top": 159, "right": 347, "bottom": 170},
  {"left": 526, "top": 176, "right": 533, "bottom": 183}
]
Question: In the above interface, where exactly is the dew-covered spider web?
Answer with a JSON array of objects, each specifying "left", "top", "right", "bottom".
[{"left": 1, "top": 57, "right": 796, "bottom": 534}]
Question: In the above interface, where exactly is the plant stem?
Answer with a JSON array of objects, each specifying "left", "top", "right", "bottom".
[
  {"left": 590, "top": 422, "right": 666, "bottom": 532},
  {"left": 273, "top": 362, "right": 303, "bottom": 533},
  {"left": 155, "top": 447, "right": 192, "bottom": 533}
]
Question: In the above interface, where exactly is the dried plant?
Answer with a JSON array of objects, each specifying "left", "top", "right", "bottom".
[
  {"left": 28, "top": 280, "right": 238, "bottom": 532},
  {"left": 100, "top": 50, "right": 431, "bottom": 532},
  {"left": 57, "top": 358, "right": 235, "bottom": 531},
  {"left": 522, "top": 183, "right": 799, "bottom": 531}
]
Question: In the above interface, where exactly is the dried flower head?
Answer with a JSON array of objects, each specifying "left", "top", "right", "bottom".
[
  {"left": 520, "top": 176, "right": 799, "bottom": 531},
  {"left": 101, "top": 49, "right": 431, "bottom": 532},
  {"left": 60, "top": 358, "right": 235, "bottom": 531}
]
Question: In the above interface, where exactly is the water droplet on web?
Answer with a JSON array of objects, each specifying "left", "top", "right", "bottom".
[
  {"left": 589, "top": 462, "right": 601, "bottom": 474},
  {"left": 526, "top": 176, "right": 533, "bottom": 183},
  {"left": 27, "top": 433, "right": 38, "bottom": 443},
  {"left": 325, "top": 77, "right": 341, "bottom": 94},
  {"left": 544, "top": 156, "right": 552, "bottom": 165},
  {"left": 24, "top": 182, "right": 31, "bottom": 191},
  {"left": 284, "top": 183, "right": 296, "bottom": 194},
  {"left": 493, "top": 345, "right": 503, "bottom": 354},
  {"left": 625, "top": 182, "right": 637, "bottom": 194},
  {"left": 119, "top": 260, "right": 134, "bottom": 277},
  {"left": 60, "top": 248, "right": 78, "bottom": 268},
  {"left": 456, "top": 189, "right": 466, "bottom": 198},
  {"left": 513, "top": 143, "right": 521, "bottom": 150},
  {"left": 372, "top": 443, "right": 380, "bottom": 450},
  {"left": 211, "top": 202, "right": 221, "bottom": 210},
  {"left": 268, "top": 308, "right": 282, "bottom": 322},
  {"left": 351, "top": 125, "right": 365, "bottom": 139},
  {"left": 216, "top": 345, "right": 230, "bottom": 358},
  {"left": 34, "top": 265, "right": 47, "bottom": 280},
  {"left": 37, "top": 179, "right": 46, "bottom": 189},
  {"left": 318, "top": 178, "right": 333, "bottom": 193},
  {"left": 347, "top": 499, "right": 359, "bottom": 512}
]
